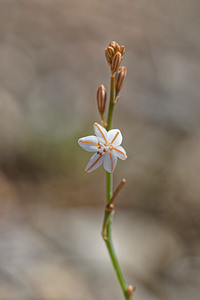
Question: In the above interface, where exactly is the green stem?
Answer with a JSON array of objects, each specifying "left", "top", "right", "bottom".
[
  {"left": 107, "top": 74, "right": 115, "bottom": 131},
  {"left": 104, "top": 74, "right": 132, "bottom": 300}
]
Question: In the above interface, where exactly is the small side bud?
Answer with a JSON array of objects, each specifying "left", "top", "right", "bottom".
[
  {"left": 114, "top": 43, "right": 120, "bottom": 53},
  {"left": 119, "top": 45, "right": 125, "bottom": 56},
  {"left": 127, "top": 285, "right": 136, "bottom": 296},
  {"left": 111, "top": 52, "right": 122, "bottom": 74},
  {"left": 97, "top": 84, "right": 107, "bottom": 114},
  {"left": 115, "top": 66, "right": 127, "bottom": 96}
]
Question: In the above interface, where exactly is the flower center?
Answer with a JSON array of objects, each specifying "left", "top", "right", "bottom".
[{"left": 97, "top": 142, "right": 113, "bottom": 154}]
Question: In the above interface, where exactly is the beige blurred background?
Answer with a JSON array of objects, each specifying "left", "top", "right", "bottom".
[{"left": 0, "top": 0, "right": 200, "bottom": 299}]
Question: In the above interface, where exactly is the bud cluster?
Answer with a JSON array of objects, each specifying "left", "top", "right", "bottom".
[
  {"left": 105, "top": 41, "right": 125, "bottom": 74},
  {"left": 97, "top": 41, "right": 127, "bottom": 127}
]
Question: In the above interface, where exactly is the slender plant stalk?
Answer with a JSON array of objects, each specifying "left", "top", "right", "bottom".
[
  {"left": 107, "top": 74, "right": 115, "bottom": 130},
  {"left": 104, "top": 74, "right": 132, "bottom": 300}
]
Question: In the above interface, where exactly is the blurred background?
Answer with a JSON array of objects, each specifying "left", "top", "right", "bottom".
[{"left": 0, "top": 0, "right": 200, "bottom": 299}]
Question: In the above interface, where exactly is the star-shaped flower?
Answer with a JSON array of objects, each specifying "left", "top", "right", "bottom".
[{"left": 78, "top": 123, "right": 127, "bottom": 173}]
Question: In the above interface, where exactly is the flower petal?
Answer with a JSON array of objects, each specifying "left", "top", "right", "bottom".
[
  {"left": 103, "top": 152, "right": 117, "bottom": 173},
  {"left": 93, "top": 123, "right": 108, "bottom": 143},
  {"left": 107, "top": 129, "right": 122, "bottom": 146},
  {"left": 85, "top": 153, "right": 104, "bottom": 173},
  {"left": 112, "top": 146, "right": 127, "bottom": 160},
  {"left": 78, "top": 135, "right": 99, "bottom": 152}
]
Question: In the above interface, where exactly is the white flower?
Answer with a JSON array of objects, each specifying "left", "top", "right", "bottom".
[{"left": 78, "top": 123, "right": 127, "bottom": 173}]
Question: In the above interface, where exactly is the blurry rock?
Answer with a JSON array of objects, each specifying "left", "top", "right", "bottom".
[
  {"left": 0, "top": 217, "right": 94, "bottom": 299},
  {"left": 26, "top": 261, "right": 94, "bottom": 300},
  {"left": 0, "top": 204, "right": 193, "bottom": 300},
  {"left": 159, "top": 256, "right": 200, "bottom": 300},
  {"left": 30, "top": 206, "right": 183, "bottom": 282},
  {"left": 166, "top": 256, "right": 200, "bottom": 284},
  {"left": 114, "top": 211, "right": 183, "bottom": 281},
  {"left": 170, "top": 134, "right": 200, "bottom": 206}
]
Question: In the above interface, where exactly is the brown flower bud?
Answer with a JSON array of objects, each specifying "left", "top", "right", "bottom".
[
  {"left": 119, "top": 45, "right": 125, "bottom": 56},
  {"left": 127, "top": 285, "right": 135, "bottom": 296},
  {"left": 115, "top": 66, "right": 127, "bottom": 95},
  {"left": 107, "top": 46, "right": 114, "bottom": 58},
  {"left": 114, "top": 43, "right": 120, "bottom": 53},
  {"left": 97, "top": 84, "right": 107, "bottom": 114},
  {"left": 105, "top": 47, "right": 112, "bottom": 65},
  {"left": 111, "top": 52, "right": 122, "bottom": 73}
]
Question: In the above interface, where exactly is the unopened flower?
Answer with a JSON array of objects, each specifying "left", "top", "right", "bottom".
[
  {"left": 97, "top": 85, "right": 107, "bottom": 114},
  {"left": 115, "top": 66, "right": 127, "bottom": 96},
  {"left": 105, "top": 42, "right": 125, "bottom": 70},
  {"left": 111, "top": 52, "right": 122, "bottom": 73},
  {"left": 78, "top": 123, "right": 127, "bottom": 173}
]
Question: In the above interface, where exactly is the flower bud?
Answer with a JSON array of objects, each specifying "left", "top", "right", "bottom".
[
  {"left": 119, "top": 45, "right": 125, "bottom": 56},
  {"left": 97, "top": 84, "right": 107, "bottom": 114},
  {"left": 111, "top": 52, "right": 122, "bottom": 73},
  {"left": 107, "top": 46, "right": 114, "bottom": 57},
  {"left": 105, "top": 47, "right": 112, "bottom": 65},
  {"left": 114, "top": 43, "right": 120, "bottom": 53},
  {"left": 115, "top": 66, "right": 127, "bottom": 95}
]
